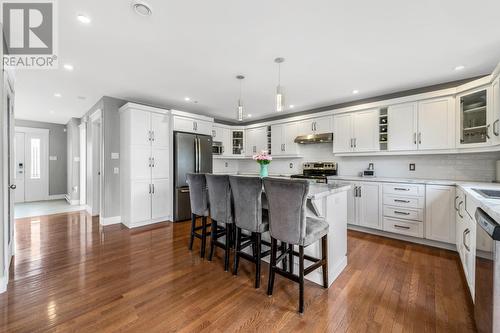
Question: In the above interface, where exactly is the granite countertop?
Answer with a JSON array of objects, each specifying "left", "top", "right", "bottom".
[{"left": 327, "top": 175, "right": 459, "bottom": 186}]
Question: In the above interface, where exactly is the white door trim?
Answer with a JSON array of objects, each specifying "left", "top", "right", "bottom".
[{"left": 79, "top": 122, "right": 86, "bottom": 206}]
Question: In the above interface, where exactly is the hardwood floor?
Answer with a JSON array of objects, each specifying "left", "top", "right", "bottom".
[{"left": 0, "top": 211, "right": 476, "bottom": 332}]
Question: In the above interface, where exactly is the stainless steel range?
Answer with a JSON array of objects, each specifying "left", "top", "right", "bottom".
[{"left": 290, "top": 162, "right": 337, "bottom": 183}]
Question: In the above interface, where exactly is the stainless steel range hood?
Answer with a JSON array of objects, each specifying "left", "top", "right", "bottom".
[{"left": 294, "top": 133, "right": 333, "bottom": 144}]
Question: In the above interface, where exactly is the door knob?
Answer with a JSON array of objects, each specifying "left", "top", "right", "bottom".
[{"left": 9, "top": 184, "right": 16, "bottom": 190}]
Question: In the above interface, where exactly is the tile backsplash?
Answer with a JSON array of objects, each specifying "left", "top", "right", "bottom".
[{"left": 214, "top": 143, "right": 500, "bottom": 182}]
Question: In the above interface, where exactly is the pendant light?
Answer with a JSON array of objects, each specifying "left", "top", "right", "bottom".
[
  {"left": 274, "top": 57, "right": 285, "bottom": 112},
  {"left": 236, "top": 75, "right": 245, "bottom": 121}
]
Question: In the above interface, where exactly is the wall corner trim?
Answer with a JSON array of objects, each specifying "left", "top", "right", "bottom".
[{"left": 100, "top": 216, "right": 121, "bottom": 226}]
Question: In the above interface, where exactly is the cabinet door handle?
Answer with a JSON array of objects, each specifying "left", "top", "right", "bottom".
[
  {"left": 454, "top": 196, "right": 459, "bottom": 211},
  {"left": 486, "top": 124, "right": 491, "bottom": 139},
  {"left": 458, "top": 201, "right": 464, "bottom": 218},
  {"left": 418, "top": 132, "right": 422, "bottom": 144},
  {"left": 148, "top": 130, "right": 152, "bottom": 142},
  {"left": 354, "top": 138, "right": 357, "bottom": 148},
  {"left": 394, "top": 210, "right": 410, "bottom": 215},
  {"left": 413, "top": 133, "right": 417, "bottom": 145},
  {"left": 149, "top": 184, "right": 152, "bottom": 194},
  {"left": 148, "top": 157, "right": 152, "bottom": 168},
  {"left": 394, "top": 199, "right": 410, "bottom": 203},
  {"left": 494, "top": 119, "right": 500, "bottom": 136},
  {"left": 463, "top": 229, "right": 470, "bottom": 252},
  {"left": 152, "top": 157, "right": 155, "bottom": 167},
  {"left": 358, "top": 186, "right": 362, "bottom": 197},
  {"left": 394, "top": 225, "right": 410, "bottom": 230},
  {"left": 152, "top": 184, "right": 155, "bottom": 194},
  {"left": 394, "top": 187, "right": 410, "bottom": 191},
  {"left": 354, "top": 186, "right": 359, "bottom": 197}
]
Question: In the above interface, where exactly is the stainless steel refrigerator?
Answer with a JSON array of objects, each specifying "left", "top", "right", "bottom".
[{"left": 174, "top": 132, "right": 213, "bottom": 221}]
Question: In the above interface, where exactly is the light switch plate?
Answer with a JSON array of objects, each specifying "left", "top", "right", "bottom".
[
  {"left": 111, "top": 153, "right": 120, "bottom": 159},
  {"left": 49, "top": 156, "right": 57, "bottom": 161},
  {"left": 74, "top": 157, "right": 80, "bottom": 162},
  {"left": 113, "top": 167, "right": 119, "bottom": 174},
  {"left": 409, "top": 163, "right": 416, "bottom": 171}
]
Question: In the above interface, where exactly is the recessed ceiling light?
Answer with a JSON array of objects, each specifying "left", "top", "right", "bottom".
[
  {"left": 247, "top": 114, "right": 252, "bottom": 118},
  {"left": 132, "top": 1, "right": 153, "bottom": 16},
  {"left": 289, "top": 105, "right": 295, "bottom": 109},
  {"left": 54, "top": 93, "right": 62, "bottom": 98},
  {"left": 352, "top": 90, "right": 359, "bottom": 95},
  {"left": 184, "top": 97, "right": 190, "bottom": 101},
  {"left": 77, "top": 14, "right": 91, "bottom": 24},
  {"left": 63, "top": 64, "right": 74, "bottom": 71},
  {"left": 454, "top": 65, "right": 465, "bottom": 71}
]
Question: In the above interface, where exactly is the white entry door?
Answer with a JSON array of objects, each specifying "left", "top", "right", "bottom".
[
  {"left": 14, "top": 132, "right": 25, "bottom": 203},
  {"left": 16, "top": 128, "right": 49, "bottom": 202}
]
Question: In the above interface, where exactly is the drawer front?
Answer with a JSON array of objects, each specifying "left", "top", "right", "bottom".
[
  {"left": 383, "top": 183, "right": 425, "bottom": 197},
  {"left": 383, "top": 206, "right": 423, "bottom": 221},
  {"left": 383, "top": 195, "right": 424, "bottom": 209},
  {"left": 383, "top": 218, "right": 424, "bottom": 238}
]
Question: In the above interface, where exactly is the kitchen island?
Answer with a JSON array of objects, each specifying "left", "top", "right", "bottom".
[
  {"left": 234, "top": 177, "right": 352, "bottom": 287},
  {"left": 299, "top": 182, "right": 351, "bottom": 287}
]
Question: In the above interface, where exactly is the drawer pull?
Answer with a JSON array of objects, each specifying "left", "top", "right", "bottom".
[
  {"left": 394, "top": 211, "right": 410, "bottom": 215},
  {"left": 394, "top": 199, "right": 410, "bottom": 203},
  {"left": 394, "top": 187, "right": 410, "bottom": 191},
  {"left": 394, "top": 225, "right": 411, "bottom": 230}
]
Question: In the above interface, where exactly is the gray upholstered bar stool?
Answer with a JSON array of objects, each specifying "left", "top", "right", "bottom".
[
  {"left": 186, "top": 173, "right": 210, "bottom": 258},
  {"left": 206, "top": 174, "right": 234, "bottom": 272},
  {"left": 263, "top": 178, "right": 329, "bottom": 314},
  {"left": 229, "top": 176, "right": 271, "bottom": 288}
]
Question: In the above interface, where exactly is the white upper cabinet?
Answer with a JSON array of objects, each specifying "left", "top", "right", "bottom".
[
  {"left": 130, "top": 110, "right": 152, "bottom": 146},
  {"left": 213, "top": 125, "right": 232, "bottom": 156},
  {"left": 417, "top": 97, "right": 455, "bottom": 150},
  {"left": 491, "top": 77, "right": 500, "bottom": 145},
  {"left": 173, "top": 115, "right": 212, "bottom": 136},
  {"left": 353, "top": 110, "right": 380, "bottom": 152},
  {"left": 388, "top": 102, "right": 418, "bottom": 151},
  {"left": 245, "top": 126, "right": 268, "bottom": 156},
  {"left": 333, "top": 109, "right": 379, "bottom": 153},
  {"left": 333, "top": 113, "right": 353, "bottom": 153},
  {"left": 272, "top": 122, "right": 300, "bottom": 156},
  {"left": 151, "top": 113, "right": 169, "bottom": 148},
  {"left": 298, "top": 115, "right": 333, "bottom": 135},
  {"left": 457, "top": 87, "right": 491, "bottom": 148},
  {"left": 212, "top": 126, "right": 224, "bottom": 141}
]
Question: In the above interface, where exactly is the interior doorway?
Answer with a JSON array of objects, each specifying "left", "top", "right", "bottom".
[
  {"left": 79, "top": 122, "right": 86, "bottom": 206},
  {"left": 89, "top": 110, "right": 103, "bottom": 217},
  {"left": 14, "top": 127, "right": 49, "bottom": 203}
]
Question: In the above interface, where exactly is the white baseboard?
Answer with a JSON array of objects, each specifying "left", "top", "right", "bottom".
[
  {"left": 65, "top": 194, "right": 80, "bottom": 206},
  {"left": 49, "top": 194, "right": 66, "bottom": 200},
  {"left": 347, "top": 225, "right": 457, "bottom": 251},
  {"left": 100, "top": 216, "right": 121, "bottom": 226},
  {"left": 0, "top": 265, "right": 9, "bottom": 294}
]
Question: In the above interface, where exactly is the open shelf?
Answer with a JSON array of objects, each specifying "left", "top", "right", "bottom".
[{"left": 379, "top": 108, "right": 388, "bottom": 150}]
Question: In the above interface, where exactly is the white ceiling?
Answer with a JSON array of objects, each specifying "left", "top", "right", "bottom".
[{"left": 14, "top": 0, "right": 500, "bottom": 124}]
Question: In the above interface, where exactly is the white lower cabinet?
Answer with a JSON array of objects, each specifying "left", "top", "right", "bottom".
[
  {"left": 347, "top": 182, "right": 382, "bottom": 230},
  {"left": 455, "top": 188, "right": 476, "bottom": 299},
  {"left": 152, "top": 179, "right": 170, "bottom": 219},
  {"left": 383, "top": 218, "right": 423, "bottom": 238},
  {"left": 425, "top": 185, "right": 456, "bottom": 244},
  {"left": 131, "top": 180, "right": 153, "bottom": 224}
]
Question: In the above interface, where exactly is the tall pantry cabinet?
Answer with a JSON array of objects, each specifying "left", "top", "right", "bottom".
[{"left": 120, "top": 103, "right": 170, "bottom": 228}]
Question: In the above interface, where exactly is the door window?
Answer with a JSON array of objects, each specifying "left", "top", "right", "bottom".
[{"left": 30, "top": 138, "right": 41, "bottom": 179}]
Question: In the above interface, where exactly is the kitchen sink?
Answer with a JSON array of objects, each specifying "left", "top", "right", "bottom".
[{"left": 472, "top": 188, "right": 500, "bottom": 199}]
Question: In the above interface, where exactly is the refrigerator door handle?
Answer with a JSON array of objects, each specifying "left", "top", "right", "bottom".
[
  {"left": 195, "top": 137, "right": 200, "bottom": 173},
  {"left": 198, "top": 138, "right": 202, "bottom": 173}
]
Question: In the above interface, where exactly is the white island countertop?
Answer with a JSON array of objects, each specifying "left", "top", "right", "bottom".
[{"left": 307, "top": 182, "right": 352, "bottom": 200}]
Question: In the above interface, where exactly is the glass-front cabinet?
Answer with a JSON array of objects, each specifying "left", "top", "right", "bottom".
[
  {"left": 231, "top": 130, "right": 244, "bottom": 155},
  {"left": 458, "top": 88, "right": 490, "bottom": 147}
]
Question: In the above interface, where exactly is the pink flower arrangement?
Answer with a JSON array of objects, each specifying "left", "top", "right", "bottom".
[{"left": 253, "top": 151, "right": 272, "bottom": 165}]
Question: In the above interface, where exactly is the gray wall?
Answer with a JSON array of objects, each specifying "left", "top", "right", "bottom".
[
  {"left": 66, "top": 118, "right": 80, "bottom": 202},
  {"left": 82, "top": 96, "right": 126, "bottom": 218},
  {"left": 15, "top": 119, "right": 67, "bottom": 196}
]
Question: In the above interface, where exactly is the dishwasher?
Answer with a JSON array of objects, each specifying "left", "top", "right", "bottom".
[{"left": 474, "top": 208, "right": 500, "bottom": 333}]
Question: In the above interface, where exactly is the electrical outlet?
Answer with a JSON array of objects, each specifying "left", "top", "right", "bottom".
[
  {"left": 409, "top": 163, "right": 416, "bottom": 171},
  {"left": 225, "top": 162, "right": 229, "bottom": 167},
  {"left": 289, "top": 163, "right": 294, "bottom": 169}
]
